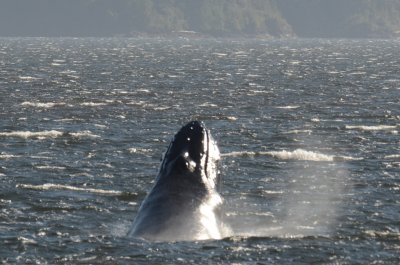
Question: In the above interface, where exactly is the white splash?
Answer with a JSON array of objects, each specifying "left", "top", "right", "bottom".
[{"left": 197, "top": 193, "right": 223, "bottom": 240}]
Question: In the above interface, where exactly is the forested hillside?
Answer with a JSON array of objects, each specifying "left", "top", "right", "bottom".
[
  {"left": 1, "top": 0, "right": 400, "bottom": 38},
  {"left": 277, "top": 0, "right": 400, "bottom": 38}
]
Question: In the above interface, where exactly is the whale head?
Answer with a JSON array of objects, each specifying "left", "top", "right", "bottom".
[{"left": 158, "top": 121, "right": 221, "bottom": 191}]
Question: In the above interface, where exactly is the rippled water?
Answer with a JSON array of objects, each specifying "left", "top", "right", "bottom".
[{"left": 1, "top": 38, "right": 399, "bottom": 264}]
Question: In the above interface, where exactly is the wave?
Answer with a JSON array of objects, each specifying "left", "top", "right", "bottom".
[
  {"left": 345, "top": 125, "right": 398, "bottom": 131},
  {"left": 275, "top": 105, "right": 300, "bottom": 109},
  {"left": 0, "top": 152, "right": 20, "bottom": 160},
  {"left": 80, "top": 102, "right": 108, "bottom": 107},
  {"left": 68, "top": 130, "right": 100, "bottom": 138},
  {"left": 128, "top": 147, "right": 153, "bottom": 154},
  {"left": 35, "top": 165, "right": 67, "bottom": 170},
  {"left": 21, "top": 101, "right": 66, "bottom": 108},
  {"left": 21, "top": 101, "right": 115, "bottom": 108},
  {"left": 18, "top": 76, "right": 41, "bottom": 81},
  {"left": 285, "top": 129, "right": 313, "bottom": 134},
  {"left": 0, "top": 130, "right": 99, "bottom": 139},
  {"left": 16, "top": 183, "right": 124, "bottom": 196},
  {"left": 0, "top": 130, "right": 64, "bottom": 139},
  {"left": 221, "top": 149, "right": 357, "bottom": 162},
  {"left": 384, "top": 154, "right": 400, "bottom": 159}
]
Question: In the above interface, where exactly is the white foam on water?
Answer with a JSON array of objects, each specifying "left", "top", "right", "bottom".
[
  {"left": 267, "top": 149, "right": 335, "bottom": 161},
  {"left": 80, "top": 102, "right": 108, "bottom": 107},
  {"left": 221, "top": 149, "right": 358, "bottom": 162},
  {"left": 345, "top": 125, "right": 398, "bottom": 131},
  {"left": 69, "top": 131, "right": 100, "bottom": 139},
  {"left": 18, "top": 236, "right": 37, "bottom": 245},
  {"left": 0, "top": 130, "right": 99, "bottom": 139},
  {"left": 384, "top": 154, "right": 400, "bottom": 159},
  {"left": 275, "top": 105, "right": 300, "bottom": 109},
  {"left": 226, "top": 116, "right": 237, "bottom": 121},
  {"left": 128, "top": 147, "right": 153, "bottom": 154},
  {"left": 285, "top": 129, "right": 313, "bottom": 135},
  {"left": 363, "top": 228, "right": 400, "bottom": 239},
  {"left": 35, "top": 165, "right": 66, "bottom": 170},
  {"left": 18, "top": 76, "right": 41, "bottom": 81},
  {"left": 109, "top": 221, "right": 132, "bottom": 237},
  {"left": 21, "top": 101, "right": 65, "bottom": 108},
  {"left": 0, "top": 130, "right": 64, "bottom": 139},
  {"left": 55, "top": 118, "right": 85, "bottom": 122},
  {"left": 16, "top": 183, "right": 123, "bottom": 196},
  {"left": 0, "top": 152, "right": 21, "bottom": 160}
]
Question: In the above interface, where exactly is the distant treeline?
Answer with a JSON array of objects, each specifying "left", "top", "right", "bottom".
[{"left": 1, "top": 0, "right": 400, "bottom": 38}]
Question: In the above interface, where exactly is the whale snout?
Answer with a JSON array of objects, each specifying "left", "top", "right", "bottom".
[{"left": 161, "top": 121, "right": 208, "bottom": 174}]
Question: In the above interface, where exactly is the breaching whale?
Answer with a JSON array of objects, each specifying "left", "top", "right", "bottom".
[{"left": 128, "top": 121, "right": 224, "bottom": 241}]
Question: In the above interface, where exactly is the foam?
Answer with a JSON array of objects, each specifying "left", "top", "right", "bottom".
[
  {"left": 345, "top": 125, "right": 398, "bottom": 131},
  {"left": 267, "top": 149, "right": 335, "bottom": 161},
  {"left": 276, "top": 105, "right": 300, "bottom": 109},
  {"left": 21, "top": 101, "right": 65, "bottom": 108},
  {"left": 35, "top": 165, "right": 66, "bottom": 170},
  {"left": 384, "top": 154, "right": 400, "bottom": 159},
  {"left": 0, "top": 130, "right": 64, "bottom": 139},
  {"left": 16, "top": 183, "right": 123, "bottom": 196},
  {"left": 0, "top": 153, "right": 20, "bottom": 159},
  {"left": 69, "top": 131, "right": 100, "bottom": 138},
  {"left": 18, "top": 76, "right": 41, "bottom": 81},
  {"left": 285, "top": 129, "right": 313, "bottom": 134},
  {"left": 128, "top": 147, "right": 152, "bottom": 154},
  {"left": 80, "top": 102, "right": 108, "bottom": 107},
  {"left": 0, "top": 130, "right": 99, "bottom": 139},
  {"left": 221, "top": 149, "right": 357, "bottom": 162}
]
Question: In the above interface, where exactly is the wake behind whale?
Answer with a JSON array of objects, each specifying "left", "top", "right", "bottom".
[{"left": 128, "top": 121, "right": 225, "bottom": 241}]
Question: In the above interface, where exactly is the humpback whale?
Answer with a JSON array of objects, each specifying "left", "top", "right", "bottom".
[{"left": 128, "top": 121, "right": 224, "bottom": 241}]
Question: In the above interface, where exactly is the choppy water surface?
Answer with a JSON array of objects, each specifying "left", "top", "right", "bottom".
[{"left": 1, "top": 38, "right": 399, "bottom": 264}]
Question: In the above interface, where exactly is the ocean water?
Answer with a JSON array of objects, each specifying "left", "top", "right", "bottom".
[{"left": 0, "top": 38, "right": 399, "bottom": 264}]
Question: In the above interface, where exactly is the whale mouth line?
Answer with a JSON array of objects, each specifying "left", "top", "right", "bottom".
[{"left": 204, "top": 128, "right": 210, "bottom": 178}]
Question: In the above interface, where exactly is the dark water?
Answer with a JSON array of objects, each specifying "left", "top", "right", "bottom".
[{"left": 1, "top": 38, "right": 399, "bottom": 264}]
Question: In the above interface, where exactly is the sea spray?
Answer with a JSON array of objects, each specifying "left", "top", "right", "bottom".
[{"left": 222, "top": 148, "right": 351, "bottom": 237}]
